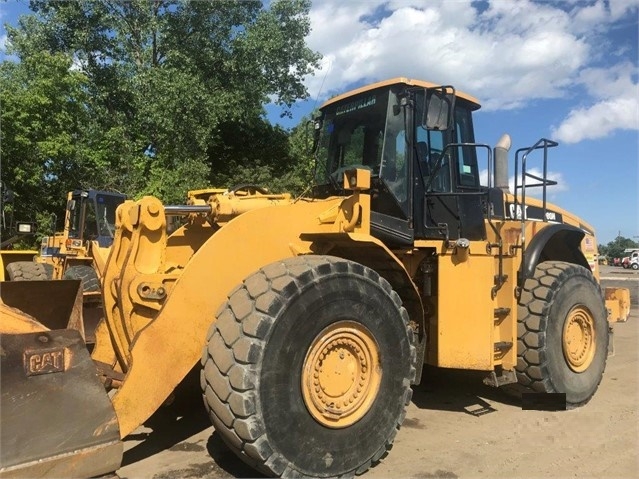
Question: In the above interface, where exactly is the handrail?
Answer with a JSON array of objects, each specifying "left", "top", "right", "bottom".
[{"left": 512, "top": 138, "right": 559, "bottom": 271}]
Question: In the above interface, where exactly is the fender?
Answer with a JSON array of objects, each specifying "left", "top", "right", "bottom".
[
  {"left": 102, "top": 196, "right": 344, "bottom": 436},
  {"left": 103, "top": 196, "right": 426, "bottom": 436},
  {"left": 521, "top": 223, "right": 589, "bottom": 281}
]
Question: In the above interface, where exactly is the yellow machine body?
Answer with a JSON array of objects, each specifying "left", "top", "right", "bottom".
[
  {"left": 94, "top": 173, "right": 424, "bottom": 436},
  {"left": 605, "top": 287, "right": 631, "bottom": 322},
  {"left": 1, "top": 78, "right": 628, "bottom": 478},
  {"left": 95, "top": 166, "right": 617, "bottom": 438}
]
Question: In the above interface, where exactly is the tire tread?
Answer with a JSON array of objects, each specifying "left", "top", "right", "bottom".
[
  {"left": 201, "top": 256, "right": 416, "bottom": 477},
  {"left": 6, "top": 261, "right": 50, "bottom": 281},
  {"left": 512, "top": 260, "right": 607, "bottom": 407}
]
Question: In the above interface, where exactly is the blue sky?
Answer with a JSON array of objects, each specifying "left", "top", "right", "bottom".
[{"left": 2, "top": 0, "right": 638, "bottom": 244}]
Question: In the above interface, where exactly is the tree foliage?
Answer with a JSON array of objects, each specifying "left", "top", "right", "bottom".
[
  {"left": 1, "top": 0, "right": 320, "bottom": 242},
  {"left": 599, "top": 236, "right": 639, "bottom": 259}
]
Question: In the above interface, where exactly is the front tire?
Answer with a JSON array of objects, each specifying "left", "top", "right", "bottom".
[
  {"left": 63, "top": 265, "right": 100, "bottom": 292},
  {"left": 515, "top": 261, "right": 608, "bottom": 406},
  {"left": 201, "top": 256, "right": 415, "bottom": 477}
]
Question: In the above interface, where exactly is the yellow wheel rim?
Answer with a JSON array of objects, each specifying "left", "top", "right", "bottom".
[
  {"left": 562, "top": 306, "right": 596, "bottom": 373},
  {"left": 301, "top": 321, "right": 381, "bottom": 429}
]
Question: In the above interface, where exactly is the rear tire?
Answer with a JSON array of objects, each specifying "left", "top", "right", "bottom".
[
  {"left": 631, "top": 263, "right": 638, "bottom": 271},
  {"left": 6, "top": 261, "right": 50, "bottom": 281},
  {"left": 201, "top": 256, "right": 415, "bottom": 478},
  {"left": 514, "top": 261, "right": 608, "bottom": 406},
  {"left": 63, "top": 265, "right": 100, "bottom": 292}
]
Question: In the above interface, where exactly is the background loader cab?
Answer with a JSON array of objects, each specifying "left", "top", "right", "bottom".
[
  {"left": 65, "top": 189, "right": 122, "bottom": 248},
  {"left": 42, "top": 189, "right": 126, "bottom": 289}
]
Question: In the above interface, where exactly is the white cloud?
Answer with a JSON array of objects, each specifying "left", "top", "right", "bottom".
[
  {"left": 0, "top": 34, "right": 6, "bottom": 53},
  {"left": 303, "top": 0, "right": 638, "bottom": 143},
  {"left": 552, "top": 63, "right": 639, "bottom": 143},
  {"left": 577, "top": 62, "right": 638, "bottom": 100},
  {"left": 552, "top": 95, "right": 639, "bottom": 143},
  {"left": 608, "top": 0, "right": 639, "bottom": 20},
  {"left": 305, "top": 0, "right": 591, "bottom": 110}
]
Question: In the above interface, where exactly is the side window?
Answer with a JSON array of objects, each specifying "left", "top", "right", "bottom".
[
  {"left": 416, "top": 126, "right": 449, "bottom": 192},
  {"left": 454, "top": 108, "right": 479, "bottom": 188},
  {"left": 68, "top": 200, "right": 82, "bottom": 239}
]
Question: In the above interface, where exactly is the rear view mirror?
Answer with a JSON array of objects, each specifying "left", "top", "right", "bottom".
[
  {"left": 67, "top": 200, "right": 76, "bottom": 211},
  {"left": 423, "top": 87, "right": 455, "bottom": 131}
]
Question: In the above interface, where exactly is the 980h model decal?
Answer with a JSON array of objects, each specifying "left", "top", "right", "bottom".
[{"left": 506, "top": 202, "right": 563, "bottom": 223}]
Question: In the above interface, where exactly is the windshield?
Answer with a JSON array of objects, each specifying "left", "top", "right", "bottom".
[
  {"left": 315, "top": 90, "right": 390, "bottom": 183},
  {"left": 68, "top": 193, "right": 122, "bottom": 240},
  {"left": 315, "top": 88, "right": 410, "bottom": 205},
  {"left": 94, "top": 194, "right": 120, "bottom": 238}
]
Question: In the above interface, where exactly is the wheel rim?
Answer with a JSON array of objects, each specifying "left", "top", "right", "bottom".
[
  {"left": 562, "top": 306, "right": 596, "bottom": 373},
  {"left": 301, "top": 321, "right": 381, "bottom": 429}
]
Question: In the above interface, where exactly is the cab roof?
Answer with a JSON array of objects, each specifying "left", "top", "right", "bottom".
[{"left": 320, "top": 77, "right": 481, "bottom": 111}]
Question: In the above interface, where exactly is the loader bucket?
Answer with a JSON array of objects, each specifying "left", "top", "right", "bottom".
[
  {"left": 0, "top": 329, "right": 122, "bottom": 478},
  {"left": 0, "top": 280, "right": 84, "bottom": 335},
  {"left": 605, "top": 287, "right": 631, "bottom": 322}
]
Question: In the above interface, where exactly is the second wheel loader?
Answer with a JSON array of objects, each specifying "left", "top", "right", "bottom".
[
  {"left": 0, "top": 78, "right": 629, "bottom": 478},
  {"left": 38, "top": 189, "right": 127, "bottom": 288},
  {"left": 5, "top": 189, "right": 126, "bottom": 343}
]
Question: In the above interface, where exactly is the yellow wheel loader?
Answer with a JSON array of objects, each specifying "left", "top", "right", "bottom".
[
  {"left": 4, "top": 189, "right": 127, "bottom": 343},
  {"left": 0, "top": 78, "right": 630, "bottom": 478},
  {"left": 37, "top": 189, "right": 127, "bottom": 287},
  {"left": 0, "top": 184, "right": 101, "bottom": 356},
  {"left": 5, "top": 188, "right": 125, "bottom": 289}
]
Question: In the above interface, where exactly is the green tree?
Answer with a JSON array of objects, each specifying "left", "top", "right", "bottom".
[
  {"left": 599, "top": 236, "right": 639, "bottom": 259},
  {"left": 208, "top": 115, "right": 316, "bottom": 195},
  {"left": 2, "top": 0, "right": 320, "bottom": 221},
  {"left": 0, "top": 49, "right": 93, "bottom": 232}
]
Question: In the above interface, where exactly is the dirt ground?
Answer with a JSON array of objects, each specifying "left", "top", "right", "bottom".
[{"left": 117, "top": 272, "right": 639, "bottom": 479}]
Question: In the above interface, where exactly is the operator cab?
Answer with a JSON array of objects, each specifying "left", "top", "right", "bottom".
[
  {"left": 67, "top": 190, "right": 126, "bottom": 248},
  {"left": 313, "top": 78, "right": 486, "bottom": 245}
]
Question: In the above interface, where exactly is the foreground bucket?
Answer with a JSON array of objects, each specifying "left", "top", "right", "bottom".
[
  {"left": 0, "top": 329, "right": 122, "bottom": 478},
  {"left": 0, "top": 280, "right": 84, "bottom": 334}
]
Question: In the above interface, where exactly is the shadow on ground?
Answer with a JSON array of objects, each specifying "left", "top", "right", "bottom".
[
  {"left": 120, "top": 368, "right": 262, "bottom": 478},
  {"left": 121, "top": 369, "right": 210, "bottom": 467},
  {"left": 206, "top": 432, "right": 266, "bottom": 478},
  {"left": 411, "top": 365, "right": 521, "bottom": 416},
  {"left": 120, "top": 366, "right": 520, "bottom": 477}
]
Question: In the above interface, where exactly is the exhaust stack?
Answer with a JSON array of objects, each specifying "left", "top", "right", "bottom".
[{"left": 494, "top": 134, "right": 511, "bottom": 192}]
